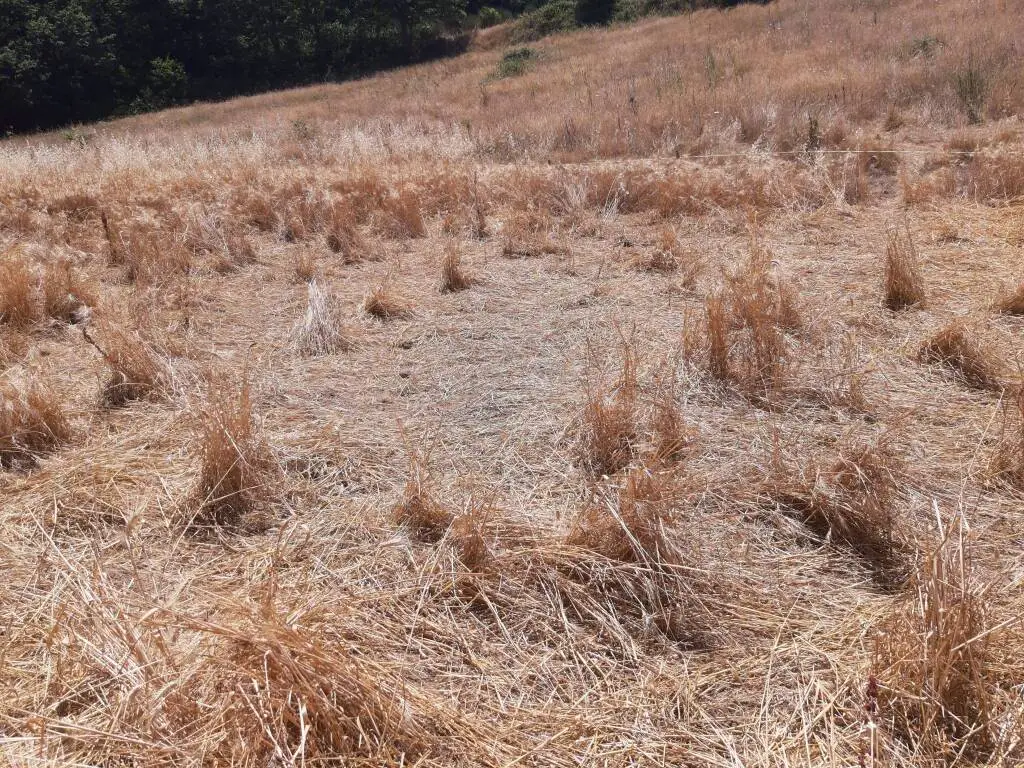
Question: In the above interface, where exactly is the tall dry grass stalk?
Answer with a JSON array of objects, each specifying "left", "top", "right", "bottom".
[
  {"left": 884, "top": 225, "right": 926, "bottom": 310},
  {"left": 918, "top": 322, "right": 1003, "bottom": 391},
  {"left": 189, "top": 377, "right": 279, "bottom": 528},
  {"left": 577, "top": 345, "right": 639, "bottom": 476},
  {"left": 439, "top": 245, "right": 474, "bottom": 293},
  {"left": 873, "top": 518, "right": 1015, "bottom": 760},
  {"left": 83, "top": 325, "right": 171, "bottom": 406},
  {"left": 293, "top": 280, "right": 350, "bottom": 356},
  {"left": 0, "top": 379, "right": 71, "bottom": 469}
]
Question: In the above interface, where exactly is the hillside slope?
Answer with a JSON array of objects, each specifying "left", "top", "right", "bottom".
[{"left": 2, "top": 0, "right": 1024, "bottom": 766}]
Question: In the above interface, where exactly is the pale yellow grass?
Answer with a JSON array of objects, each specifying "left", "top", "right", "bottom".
[{"left": 1, "top": 0, "right": 1024, "bottom": 765}]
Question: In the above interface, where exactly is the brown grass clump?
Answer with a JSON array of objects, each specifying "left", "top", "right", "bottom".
[
  {"left": 767, "top": 441, "right": 912, "bottom": 587},
  {"left": 577, "top": 346, "right": 639, "bottom": 476},
  {"left": 292, "top": 248, "right": 318, "bottom": 283},
  {"left": 293, "top": 280, "right": 350, "bottom": 357},
  {"left": 439, "top": 245, "right": 474, "bottom": 293},
  {"left": 206, "top": 608, "right": 436, "bottom": 763},
  {"left": 46, "top": 192, "right": 100, "bottom": 221},
  {"left": 363, "top": 276, "right": 413, "bottom": 320},
  {"left": 567, "top": 465, "right": 677, "bottom": 564},
  {"left": 884, "top": 225, "right": 926, "bottom": 310},
  {"left": 393, "top": 453, "right": 454, "bottom": 542},
  {"left": 189, "top": 377, "right": 279, "bottom": 528},
  {"left": 324, "top": 204, "right": 367, "bottom": 263},
  {"left": 0, "top": 379, "right": 71, "bottom": 469},
  {"left": 873, "top": 522, "right": 1007, "bottom": 759},
  {"left": 450, "top": 499, "right": 492, "bottom": 571},
  {"left": 83, "top": 325, "right": 172, "bottom": 406},
  {"left": 705, "top": 292, "right": 730, "bottom": 382},
  {"left": 702, "top": 241, "right": 797, "bottom": 400},
  {"left": 918, "top": 322, "right": 1003, "bottom": 391},
  {"left": 42, "top": 259, "right": 96, "bottom": 323},
  {"left": 990, "top": 387, "right": 1024, "bottom": 488},
  {"left": 0, "top": 249, "right": 42, "bottom": 328},
  {"left": 374, "top": 190, "right": 427, "bottom": 239},
  {"left": 993, "top": 282, "right": 1024, "bottom": 315},
  {"left": 649, "top": 386, "right": 693, "bottom": 464}
]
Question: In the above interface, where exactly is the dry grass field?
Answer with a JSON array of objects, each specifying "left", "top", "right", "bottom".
[{"left": 3, "top": 0, "right": 1024, "bottom": 765}]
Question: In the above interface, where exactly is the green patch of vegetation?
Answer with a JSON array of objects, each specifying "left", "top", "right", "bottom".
[
  {"left": 478, "top": 6, "right": 506, "bottom": 27},
  {"left": 491, "top": 47, "right": 539, "bottom": 79},
  {"left": 512, "top": 0, "right": 577, "bottom": 42}
]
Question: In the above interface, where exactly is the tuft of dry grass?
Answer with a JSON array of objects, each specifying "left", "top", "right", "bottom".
[
  {"left": 324, "top": 205, "right": 367, "bottom": 264},
  {"left": 83, "top": 325, "right": 172, "bottom": 406},
  {"left": 0, "top": 378, "right": 71, "bottom": 469},
  {"left": 293, "top": 280, "right": 350, "bottom": 356},
  {"left": 767, "top": 441, "right": 912, "bottom": 587},
  {"left": 567, "top": 464, "right": 678, "bottom": 564},
  {"left": 918, "top": 322, "right": 1003, "bottom": 391},
  {"left": 577, "top": 346, "right": 638, "bottom": 476},
  {"left": 0, "top": 249, "right": 41, "bottom": 328},
  {"left": 205, "top": 607, "right": 438, "bottom": 763},
  {"left": 363, "top": 276, "right": 413, "bottom": 320},
  {"left": 393, "top": 452, "right": 453, "bottom": 542},
  {"left": 873, "top": 521, "right": 1009, "bottom": 760},
  {"left": 439, "top": 245, "right": 474, "bottom": 293},
  {"left": 993, "top": 282, "right": 1024, "bottom": 315},
  {"left": 189, "top": 376, "right": 279, "bottom": 528},
  {"left": 702, "top": 241, "right": 797, "bottom": 400},
  {"left": 649, "top": 382, "right": 693, "bottom": 464},
  {"left": 884, "top": 225, "right": 926, "bottom": 310},
  {"left": 42, "top": 259, "right": 96, "bottom": 323},
  {"left": 990, "top": 386, "right": 1024, "bottom": 488},
  {"left": 292, "top": 248, "right": 318, "bottom": 283},
  {"left": 450, "top": 498, "right": 492, "bottom": 571},
  {"left": 374, "top": 190, "right": 427, "bottom": 239}
]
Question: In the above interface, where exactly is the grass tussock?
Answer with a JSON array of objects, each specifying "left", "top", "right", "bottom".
[
  {"left": 42, "top": 259, "right": 96, "bottom": 323},
  {"left": 873, "top": 522, "right": 1010, "bottom": 760},
  {"left": 0, "top": 249, "right": 41, "bottom": 328},
  {"left": 993, "top": 282, "right": 1024, "bottom": 315},
  {"left": 649, "top": 386, "right": 693, "bottom": 464},
  {"left": 83, "top": 325, "right": 172, "bottom": 406},
  {"left": 292, "top": 248, "right": 318, "bottom": 283},
  {"left": 577, "top": 345, "right": 639, "bottom": 476},
  {"left": 0, "top": 379, "right": 71, "bottom": 469},
  {"left": 293, "top": 280, "right": 350, "bottom": 357},
  {"left": 439, "top": 245, "right": 474, "bottom": 293},
  {"left": 990, "top": 386, "right": 1024, "bottom": 488},
  {"left": 698, "top": 241, "right": 798, "bottom": 401},
  {"left": 568, "top": 464, "right": 679, "bottom": 564},
  {"left": 632, "top": 227, "right": 703, "bottom": 287},
  {"left": 325, "top": 204, "right": 368, "bottom": 263},
  {"left": 393, "top": 452, "right": 454, "bottom": 542},
  {"left": 363, "top": 276, "right": 413, "bottom": 320},
  {"left": 208, "top": 609, "right": 436, "bottom": 763},
  {"left": 189, "top": 377, "right": 279, "bottom": 529},
  {"left": 374, "top": 190, "right": 427, "bottom": 239},
  {"left": 918, "top": 322, "right": 1003, "bottom": 391},
  {"left": 884, "top": 225, "right": 926, "bottom": 310},
  {"left": 767, "top": 440, "right": 912, "bottom": 587}
]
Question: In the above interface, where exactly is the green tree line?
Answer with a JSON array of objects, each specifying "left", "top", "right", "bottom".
[
  {"left": 1, "top": 0, "right": 769, "bottom": 135},
  {"left": 0, "top": 0, "right": 469, "bottom": 134}
]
